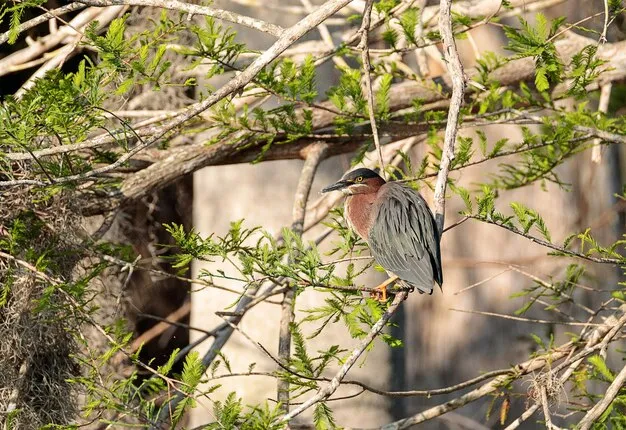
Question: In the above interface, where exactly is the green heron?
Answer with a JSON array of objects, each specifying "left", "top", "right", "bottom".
[{"left": 322, "top": 168, "right": 443, "bottom": 300}]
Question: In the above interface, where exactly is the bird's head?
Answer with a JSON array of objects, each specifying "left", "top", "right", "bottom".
[{"left": 321, "top": 168, "right": 386, "bottom": 195}]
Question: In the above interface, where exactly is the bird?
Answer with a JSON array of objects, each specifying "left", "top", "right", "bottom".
[{"left": 321, "top": 168, "right": 443, "bottom": 300}]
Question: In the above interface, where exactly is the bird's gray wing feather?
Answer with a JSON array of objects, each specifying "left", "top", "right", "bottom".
[{"left": 368, "top": 183, "right": 443, "bottom": 294}]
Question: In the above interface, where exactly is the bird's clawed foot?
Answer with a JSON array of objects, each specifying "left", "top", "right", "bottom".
[{"left": 369, "top": 276, "right": 399, "bottom": 302}]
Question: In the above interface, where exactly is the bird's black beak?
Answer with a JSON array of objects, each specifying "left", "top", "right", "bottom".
[{"left": 321, "top": 180, "right": 350, "bottom": 193}]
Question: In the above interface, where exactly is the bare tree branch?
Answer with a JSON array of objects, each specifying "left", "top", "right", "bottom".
[
  {"left": 357, "top": 0, "right": 385, "bottom": 176},
  {"left": 433, "top": 0, "right": 465, "bottom": 234},
  {"left": 74, "top": 0, "right": 285, "bottom": 37},
  {"left": 278, "top": 142, "right": 329, "bottom": 413},
  {"left": 0, "top": 6, "right": 123, "bottom": 78}
]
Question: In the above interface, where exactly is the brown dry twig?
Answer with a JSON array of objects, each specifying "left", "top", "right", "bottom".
[{"left": 449, "top": 308, "right": 604, "bottom": 327}]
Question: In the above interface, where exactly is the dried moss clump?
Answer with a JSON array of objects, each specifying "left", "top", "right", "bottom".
[{"left": 0, "top": 192, "right": 84, "bottom": 429}]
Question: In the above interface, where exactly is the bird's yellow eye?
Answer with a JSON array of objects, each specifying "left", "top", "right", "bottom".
[{"left": 355, "top": 176, "right": 363, "bottom": 183}]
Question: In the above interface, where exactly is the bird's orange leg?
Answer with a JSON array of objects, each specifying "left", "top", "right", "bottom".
[{"left": 370, "top": 275, "right": 399, "bottom": 302}]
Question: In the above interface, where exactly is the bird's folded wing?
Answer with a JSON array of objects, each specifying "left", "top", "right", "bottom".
[{"left": 368, "top": 184, "right": 442, "bottom": 293}]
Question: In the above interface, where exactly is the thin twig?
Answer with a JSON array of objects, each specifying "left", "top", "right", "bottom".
[
  {"left": 449, "top": 308, "right": 604, "bottom": 326},
  {"left": 413, "top": 0, "right": 429, "bottom": 77},
  {"left": 600, "top": 0, "right": 610, "bottom": 44},
  {"left": 357, "top": 0, "right": 385, "bottom": 176},
  {"left": 453, "top": 268, "right": 511, "bottom": 295},
  {"left": 341, "top": 368, "right": 513, "bottom": 398},
  {"left": 129, "top": 302, "right": 191, "bottom": 353},
  {"left": 508, "top": 265, "right": 596, "bottom": 315},
  {"left": 299, "top": 0, "right": 349, "bottom": 69},
  {"left": 468, "top": 216, "right": 623, "bottom": 265}
]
